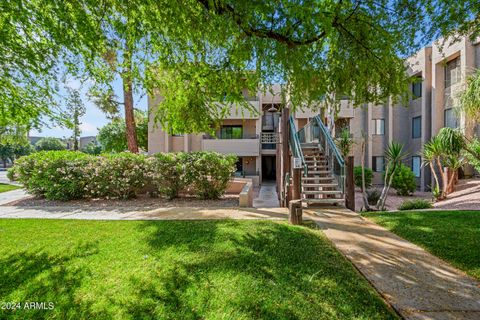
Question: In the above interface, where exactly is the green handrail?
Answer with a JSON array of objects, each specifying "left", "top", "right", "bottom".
[
  {"left": 288, "top": 116, "right": 307, "bottom": 176},
  {"left": 313, "top": 115, "right": 345, "bottom": 167}
]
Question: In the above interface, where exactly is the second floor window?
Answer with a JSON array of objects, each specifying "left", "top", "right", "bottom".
[
  {"left": 412, "top": 77, "right": 422, "bottom": 98},
  {"left": 220, "top": 126, "right": 243, "bottom": 139},
  {"left": 445, "top": 57, "right": 461, "bottom": 88},
  {"left": 412, "top": 116, "right": 421, "bottom": 139},
  {"left": 372, "top": 119, "right": 385, "bottom": 135}
]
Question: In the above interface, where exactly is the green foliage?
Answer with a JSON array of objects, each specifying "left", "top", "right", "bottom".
[
  {"left": 150, "top": 153, "right": 187, "bottom": 199},
  {"left": 11, "top": 151, "right": 236, "bottom": 201},
  {"left": 35, "top": 137, "right": 66, "bottom": 151},
  {"left": 66, "top": 87, "right": 86, "bottom": 151},
  {"left": 186, "top": 152, "right": 237, "bottom": 199},
  {"left": 0, "top": 141, "right": 35, "bottom": 168},
  {"left": 388, "top": 164, "right": 417, "bottom": 196},
  {"left": 465, "top": 138, "right": 480, "bottom": 172},
  {"left": 97, "top": 111, "right": 148, "bottom": 152},
  {"left": 354, "top": 166, "right": 372, "bottom": 189},
  {"left": 366, "top": 189, "right": 381, "bottom": 205},
  {"left": 398, "top": 199, "right": 432, "bottom": 210},
  {"left": 81, "top": 142, "right": 103, "bottom": 155},
  {"left": 335, "top": 128, "right": 354, "bottom": 158},
  {"left": 10, "top": 151, "right": 92, "bottom": 200}
]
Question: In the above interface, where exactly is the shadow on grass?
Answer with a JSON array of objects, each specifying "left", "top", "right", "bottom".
[
  {"left": 0, "top": 242, "right": 99, "bottom": 319},
  {"left": 124, "top": 220, "right": 396, "bottom": 320}
]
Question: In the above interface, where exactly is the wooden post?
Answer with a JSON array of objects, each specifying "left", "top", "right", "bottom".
[
  {"left": 345, "top": 156, "right": 355, "bottom": 211},
  {"left": 292, "top": 167, "right": 301, "bottom": 200},
  {"left": 289, "top": 199, "right": 302, "bottom": 225}
]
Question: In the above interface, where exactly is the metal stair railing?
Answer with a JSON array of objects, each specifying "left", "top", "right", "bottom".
[
  {"left": 297, "top": 115, "right": 346, "bottom": 193},
  {"left": 288, "top": 116, "right": 308, "bottom": 177}
]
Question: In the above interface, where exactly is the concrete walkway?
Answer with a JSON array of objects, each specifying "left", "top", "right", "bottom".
[
  {"left": 0, "top": 189, "right": 28, "bottom": 205},
  {"left": 253, "top": 182, "right": 280, "bottom": 208},
  {"left": 306, "top": 207, "right": 480, "bottom": 320},
  {"left": 0, "top": 204, "right": 288, "bottom": 220}
]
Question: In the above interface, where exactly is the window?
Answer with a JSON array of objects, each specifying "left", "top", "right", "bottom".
[
  {"left": 412, "top": 116, "right": 421, "bottom": 139},
  {"left": 412, "top": 77, "right": 422, "bottom": 98},
  {"left": 372, "top": 156, "right": 385, "bottom": 172},
  {"left": 371, "top": 119, "right": 385, "bottom": 135},
  {"left": 445, "top": 57, "right": 461, "bottom": 88},
  {"left": 412, "top": 156, "right": 421, "bottom": 178},
  {"left": 444, "top": 108, "right": 459, "bottom": 128},
  {"left": 220, "top": 126, "right": 243, "bottom": 139}
]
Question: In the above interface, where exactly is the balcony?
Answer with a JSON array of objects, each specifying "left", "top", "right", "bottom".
[
  {"left": 202, "top": 135, "right": 260, "bottom": 156},
  {"left": 261, "top": 132, "right": 278, "bottom": 150},
  {"left": 219, "top": 100, "right": 260, "bottom": 119}
]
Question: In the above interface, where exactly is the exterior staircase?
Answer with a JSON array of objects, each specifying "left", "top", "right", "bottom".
[{"left": 300, "top": 142, "right": 345, "bottom": 206}]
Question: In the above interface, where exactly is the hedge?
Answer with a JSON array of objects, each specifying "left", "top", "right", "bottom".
[{"left": 9, "top": 151, "right": 237, "bottom": 201}]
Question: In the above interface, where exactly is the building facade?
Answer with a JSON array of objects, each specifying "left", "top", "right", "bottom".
[{"left": 148, "top": 35, "right": 480, "bottom": 190}]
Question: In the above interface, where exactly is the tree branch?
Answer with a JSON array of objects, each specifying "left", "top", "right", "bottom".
[{"left": 196, "top": 0, "right": 327, "bottom": 47}]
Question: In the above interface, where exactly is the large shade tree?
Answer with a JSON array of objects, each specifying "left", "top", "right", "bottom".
[{"left": 1, "top": 0, "right": 479, "bottom": 136}]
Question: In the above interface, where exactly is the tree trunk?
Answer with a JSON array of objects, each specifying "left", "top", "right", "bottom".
[
  {"left": 376, "top": 163, "right": 391, "bottom": 209},
  {"left": 123, "top": 44, "right": 139, "bottom": 153},
  {"left": 377, "top": 165, "right": 396, "bottom": 210},
  {"left": 436, "top": 157, "right": 447, "bottom": 198},
  {"left": 429, "top": 160, "right": 440, "bottom": 191},
  {"left": 446, "top": 168, "right": 457, "bottom": 194},
  {"left": 360, "top": 138, "right": 371, "bottom": 211}
]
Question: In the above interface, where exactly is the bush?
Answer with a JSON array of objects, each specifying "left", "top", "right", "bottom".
[
  {"left": 85, "top": 153, "right": 149, "bottom": 199},
  {"left": 10, "top": 150, "right": 236, "bottom": 201},
  {"left": 354, "top": 166, "right": 372, "bottom": 189},
  {"left": 389, "top": 164, "right": 417, "bottom": 196},
  {"left": 366, "top": 189, "right": 381, "bottom": 205},
  {"left": 186, "top": 152, "right": 237, "bottom": 199},
  {"left": 398, "top": 199, "right": 433, "bottom": 211},
  {"left": 35, "top": 137, "right": 67, "bottom": 151},
  {"left": 150, "top": 153, "right": 187, "bottom": 199},
  {"left": 11, "top": 151, "right": 92, "bottom": 200}
]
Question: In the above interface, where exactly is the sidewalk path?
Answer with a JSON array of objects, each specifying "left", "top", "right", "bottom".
[
  {"left": 0, "top": 205, "right": 288, "bottom": 221},
  {"left": 253, "top": 182, "right": 280, "bottom": 208},
  {"left": 306, "top": 207, "right": 480, "bottom": 320},
  {"left": 0, "top": 189, "right": 28, "bottom": 205}
]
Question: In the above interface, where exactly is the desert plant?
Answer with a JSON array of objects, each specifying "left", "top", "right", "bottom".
[
  {"left": 376, "top": 142, "right": 408, "bottom": 210},
  {"left": 398, "top": 199, "right": 433, "bottom": 211},
  {"left": 354, "top": 166, "right": 373, "bottom": 189},
  {"left": 366, "top": 189, "right": 381, "bottom": 205},
  {"left": 388, "top": 163, "right": 417, "bottom": 196}
]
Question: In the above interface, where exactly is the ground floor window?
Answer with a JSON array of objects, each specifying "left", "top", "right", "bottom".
[
  {"left": 412, "top": 156, "right": 421, "bottom": 178},
  {"left": 444, "top": 108, "right": 459, "bottom": 128},
  {"left": 372, "top": 156, "right": 385, "bottom": 172}
]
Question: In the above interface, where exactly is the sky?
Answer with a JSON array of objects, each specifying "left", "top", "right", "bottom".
[{"left": 30, "top": 77, "right": 148, "bottom": 138}]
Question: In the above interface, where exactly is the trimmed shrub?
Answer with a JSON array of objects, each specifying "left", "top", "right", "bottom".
[
  {"left": 85, "top": 153, "right": 149, "bottom": 199},
  {"left": 186, "top": 152, "right": 237, "bottom": 199},
  {"left": 366, "top": 189, "right": 381, "bottom": 205},
  {"left": 389, "top": 164, "right": 417, "bottom": 196},
  {"left": 11, "top": 151, "right": 92, "bottom": 200},
  {"left": 354, "top": 166, "right": 373, "bottom": 189},
  {"left": 35, "top": 137, "right": 66, "bottom": 151},
  {"left": 10, "top": 150, "right": 236, "bottom": 201},
  {"left": 150, "top": 152, "right": 187, "bottom": 199},
  {"left": 398, "top": 199, "right": 433, "bottom": 211}
]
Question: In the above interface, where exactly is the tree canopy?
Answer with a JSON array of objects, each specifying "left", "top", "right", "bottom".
[{"left": 1, "top": 0, "right": 480, "bottom": 132}]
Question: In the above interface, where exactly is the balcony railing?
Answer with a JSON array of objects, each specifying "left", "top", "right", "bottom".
[
  {"left": 201, "top": 136, "right": 260, "bottom": 156},
  {"left": 203, "top": 134, "right": 259, "bottom": 140}
]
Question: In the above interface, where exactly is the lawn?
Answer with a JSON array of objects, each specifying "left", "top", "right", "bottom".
[
  {"left": 0, "top": 219, "right": 397, "bottom": 320},
  {"left": 0, "top": 183, "right": 20, "bottom": 193},
  {"left": 364, "top": 210, "right": 480, "bottom": 280}
]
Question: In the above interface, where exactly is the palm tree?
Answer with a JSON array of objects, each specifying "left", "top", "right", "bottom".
[{"left": 375, "top": 142, "right": 407, "bottom": 210}]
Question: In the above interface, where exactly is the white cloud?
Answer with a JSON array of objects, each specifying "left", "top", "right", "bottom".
[{"left": 80, "top": 122, "right": 98, "bottom": 136}]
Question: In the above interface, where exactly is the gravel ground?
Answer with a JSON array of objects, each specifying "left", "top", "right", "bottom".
[{"left": 6, "top": 193, "right": 239, "bottom": 209}]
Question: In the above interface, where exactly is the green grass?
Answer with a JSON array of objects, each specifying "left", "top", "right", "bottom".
[
  {"left": 0, "top": 219, "right": 397, "bottom": 320},
  {"left": 0, "top": 183, "right": 20, "bottom": 193},
  {"left": 364, "top": 210, "right": 480, "bottom": 280}
]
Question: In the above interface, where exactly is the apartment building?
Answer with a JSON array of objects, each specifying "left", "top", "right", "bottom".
[{"left": 148, "top": 35, "right": 480, "bottom": 190}]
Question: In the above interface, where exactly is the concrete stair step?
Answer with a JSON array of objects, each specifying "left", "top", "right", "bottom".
[
  {"left": 302, "top": 190, "right": 343, "bottom": 195},
  {"left": 302, "top": 183, "right": 338, "bottom": 187},
  {"left": 302, "top": 176, "right": 334, "bottom": 182},
  {"left": 302, "top": 198, "right": 346, "bottom": 204},
  {"left": 307, "top": 170, "right": 331, "bottom": 175}
]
